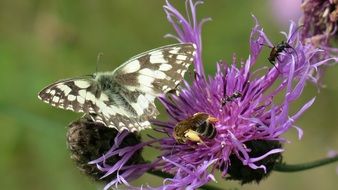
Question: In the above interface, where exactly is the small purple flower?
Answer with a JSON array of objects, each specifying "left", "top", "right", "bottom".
[
  {"left": 300, "top": 0, "right": 338, "bottom": 86},
  {"left": 301, "top": 0, "right": 338, "bottom": 47},
  {"left": 89, "top": 0, "right": 337, "bottom": 189}
]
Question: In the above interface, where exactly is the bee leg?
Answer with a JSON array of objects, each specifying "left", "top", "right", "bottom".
[
  {"left": 270, "top": 59, "right": 281, "bottom": 73},
  {"left": 208, "top": 116, "right": 219, "bottom": 123},
  {"left": 184, "top": 129, "right": 202, "bottom": 143},
  {"left": 185, "top": 130, "right": 210, "bottom": 147},
  {"left": 193, "top": 112, "right": 205, "bottom": 116}
]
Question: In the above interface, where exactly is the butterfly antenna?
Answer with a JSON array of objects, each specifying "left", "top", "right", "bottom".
[{"left": 96, "top": 52, "right": 104, "bottom": 77}]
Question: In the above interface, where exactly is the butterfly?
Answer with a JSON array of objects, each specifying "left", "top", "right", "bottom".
[{"left": 38, "top": 43, "right": 196, "bottom": 132}]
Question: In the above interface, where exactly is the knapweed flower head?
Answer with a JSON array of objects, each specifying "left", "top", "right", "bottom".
[
  {"left": 300, "top": 0, "right": 338, "bottom": 86},
  {"left": 301, "top": 0, "right": 338, "bottom": 47},
  {"left": 88, "top": 0, "right": 337, "bottom": 189},
  {"left": 67, "top": 115, "right": 143, "bottom": 183}
]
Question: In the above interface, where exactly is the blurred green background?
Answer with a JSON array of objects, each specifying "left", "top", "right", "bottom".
[{"left": 1, "top": 0, "right": 337, "bottom": 189}]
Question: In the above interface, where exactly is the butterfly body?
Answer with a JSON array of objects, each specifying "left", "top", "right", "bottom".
[{"left": 38, "top": 43, "right": 196, "bottom": 132}]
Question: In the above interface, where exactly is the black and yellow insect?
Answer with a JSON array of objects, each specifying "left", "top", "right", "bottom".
[{"left": 173, "top": 112, "right": 218, "bottom": 144}]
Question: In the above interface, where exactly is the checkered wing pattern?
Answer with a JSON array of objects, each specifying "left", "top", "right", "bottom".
[{"left": 38, "top": 43, "right": 196, "bottom": 132}]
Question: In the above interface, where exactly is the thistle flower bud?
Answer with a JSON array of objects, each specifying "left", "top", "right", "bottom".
[
  {"left": 301, "top": 0, "right": 338, "bottom": 46},
  {"left": 66, "top": 115, "right": 143, "bottom": 182},
  {"left": 226, "top": 140, "right": 282, "bottom": 184}
]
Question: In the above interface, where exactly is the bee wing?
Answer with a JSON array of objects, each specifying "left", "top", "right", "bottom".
[{"left": 191, "top": 112, "right": 210, "bottom": 126}]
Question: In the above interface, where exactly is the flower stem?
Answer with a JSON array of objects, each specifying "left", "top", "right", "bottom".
[
  {"left": 273, "top": 155, "right": 338, "bottom": 172},
  {"left": 147, "top": 170, "right": 224, "bottom": 190}
]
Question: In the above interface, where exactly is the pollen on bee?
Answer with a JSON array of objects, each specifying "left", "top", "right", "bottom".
[{"left": 184, "top": 129, "right": 202, "bottom": 142}]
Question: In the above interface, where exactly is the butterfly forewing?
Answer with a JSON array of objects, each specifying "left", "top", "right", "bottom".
[
  {"left": 38, "top": 43, "right": 196, "bottom": 132},
  {"left": 113, "top": 43, "right": 196, "bottom": 96}
]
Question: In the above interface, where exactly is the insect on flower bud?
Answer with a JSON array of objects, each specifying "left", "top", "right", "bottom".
[
  {"left": 66, "top": 115, "right": 143, "bottom": 182},
  {"left": 226, "top": 140, "right": 283, "bottom": 184}
]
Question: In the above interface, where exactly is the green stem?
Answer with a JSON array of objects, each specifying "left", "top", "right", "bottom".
[
  {"left": 147, "top": 170, "right": 223, "bottom": 190},
  {"left": 274, "top": 155, "right": 338, "bottom": 172}
]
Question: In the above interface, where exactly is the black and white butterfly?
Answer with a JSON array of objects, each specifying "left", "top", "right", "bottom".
[{"left": 38, "top": 43, "right": 196, "bottom": 132}]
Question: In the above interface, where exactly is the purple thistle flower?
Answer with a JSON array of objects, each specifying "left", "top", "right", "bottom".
[
  {"left": 164, "top": 0, "right": 211, "bottom": 79},
  {"left": 90, "top": 0, "right": 338, "bottom": 189},
  {"left": 300, "top": 0, "right": 338, "bottom": 86}
]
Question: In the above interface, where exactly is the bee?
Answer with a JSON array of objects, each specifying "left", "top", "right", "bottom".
[{"left": 173, "top": 112, "right": 218, "bottom": 144}]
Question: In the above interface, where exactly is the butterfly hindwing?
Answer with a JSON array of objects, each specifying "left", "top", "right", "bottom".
[
  {"left": 38, "top": 77, "right": 159, "bottom": 131},
  {"left": 38, "top": 78, "right": 102, "bottom": 113},
  {"left": 89, "top": 111, "right": 155, "bottom": 132}
]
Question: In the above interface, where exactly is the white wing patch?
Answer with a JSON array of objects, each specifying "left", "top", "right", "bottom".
[
  {"left": 138, "top": 75, "right": 154, "bottom": 87},
  {"left": 57, "top": 85, "right": 72, "bottom": 95},
  {"left": 120, "top": 60, "right": 141, "bottom": 73},
  {"left": 169, "top": 47, "right": 181, "bottom": 54},
  {"left": 150, "top": 54, "right": 167, "bottom": 64},
  {"left": 176, "top": 55, "right": 187, "bottom": 60},
  {"left": 67, "top": 94, "right": 76, "bottom": 101},
  {"left": 74, "top": 80, "right": 91, "bottom": 88},
  {"left": 139, "top": 68, "right": 167, "bottom": 79},
  {"left": 159, "top": 63, "right": 172, "bottom": 71}
]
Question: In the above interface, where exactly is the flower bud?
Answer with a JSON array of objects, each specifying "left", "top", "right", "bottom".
[
  {"left": 226, "top": 140, "right": 282, "bottom": 184},
  {"left": 66, "top": 115, "right": 143, "bottom": 182}
]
